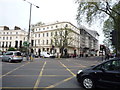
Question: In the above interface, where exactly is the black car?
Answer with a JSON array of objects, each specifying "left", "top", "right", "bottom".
[{"left": 76, "top": 58, "right": 120, "bottom": 90}]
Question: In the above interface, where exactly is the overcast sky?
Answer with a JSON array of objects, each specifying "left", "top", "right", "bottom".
[{"left": 0, "top": 0, "right": 104, "bottom": 44}]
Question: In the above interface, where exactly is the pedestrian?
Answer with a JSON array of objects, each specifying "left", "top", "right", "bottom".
[
  {"left": 32, "top": 53, "right": 35, "bottom": 61},
  {"left": 30, "top": 53, "right": 34, "bottom": 62}
]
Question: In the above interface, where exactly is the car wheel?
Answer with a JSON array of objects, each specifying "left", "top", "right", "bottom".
[
  {"left": 2, "top": 59, "right": 4, "bottom": 62},
  {"left": 8, "top": 59, "right": 12, "bottom": 63},
  {"left": 82, "top": 77, "right": 95, "bottom": 90}
]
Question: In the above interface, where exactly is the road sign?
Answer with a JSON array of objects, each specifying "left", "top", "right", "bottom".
[{"left": 23, "top": 41, "right": 29, "bottom": 47}]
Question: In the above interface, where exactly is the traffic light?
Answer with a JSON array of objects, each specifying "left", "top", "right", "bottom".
[{"left": 110, "top": 30, "right": 116, "bottom": 45}]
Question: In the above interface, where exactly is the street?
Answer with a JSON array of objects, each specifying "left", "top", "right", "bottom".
[{"left": 1, "top": 57, "right": 103, "bottom": 90}]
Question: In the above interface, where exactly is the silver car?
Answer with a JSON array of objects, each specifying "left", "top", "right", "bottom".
[
  {"left": 0, "top": 52, "right": 3, "bottom": 60},
  {"left": 2, "top": 51, "right": 23, "bottom": 62}
]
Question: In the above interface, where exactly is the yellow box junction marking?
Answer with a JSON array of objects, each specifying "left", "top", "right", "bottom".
[
  {"left": 34, "top": 61, "right": 46, "bottom": 90},
  {"left": 0, "top": 62, "right": 30, "bottom": 78},
  {"left": 59, "top": 61, "right": 76, "bottom": 76}
]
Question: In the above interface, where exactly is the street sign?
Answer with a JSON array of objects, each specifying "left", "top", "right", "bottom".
[{"left": 23, "top": 41, "right": 29, "bottom": 47}]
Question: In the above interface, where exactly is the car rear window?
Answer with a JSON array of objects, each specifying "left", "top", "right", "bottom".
[
  {"left": 6, "top": 52, "right": 13, "bottom": 55},
  {"left": 15, "top": 52, "right": 22, "bottom": 56}
]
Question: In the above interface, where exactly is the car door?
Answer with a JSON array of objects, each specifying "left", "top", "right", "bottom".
[
  {"left": 94, "top": 60, "right": 115, "bottom": 86},
  {"left": 110, "top": 60, "right": 120, "bottom": 87},
  {"left": 2, "top": 53, "right": 7, "bottom": 61},
  {"left": 94, "top": 60, "right": 120, "bottom": 88},
  {"left": 4, "top": 52, "right": 13, "bottom": 61}
]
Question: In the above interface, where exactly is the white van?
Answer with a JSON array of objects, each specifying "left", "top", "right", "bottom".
[{"left": 40, "top": 52, "right": 52, "bottom": 58}]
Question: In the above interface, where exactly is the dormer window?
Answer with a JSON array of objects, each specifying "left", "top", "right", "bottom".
[{"left": 65, "top": 24, "right": 68, "bottom": 27}]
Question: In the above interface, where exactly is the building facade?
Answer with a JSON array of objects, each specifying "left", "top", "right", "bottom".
[
  {"left": 0, "top": 22, "right": 99, "bottom": 57},
  {"left": 0, "top": 26, "right": 27, "bottom": 51},
  {"left": 80, "top": 27, "right": 99, "bottom": 56},
  {"left": 30, "top": 22, "right": 80, "bottom": 56}
]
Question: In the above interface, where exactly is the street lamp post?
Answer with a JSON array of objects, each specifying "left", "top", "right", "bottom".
[{"left": 24, "top": 0, "right": 39, "bottom": 60}]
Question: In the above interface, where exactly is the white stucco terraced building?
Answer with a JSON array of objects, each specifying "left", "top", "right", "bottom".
[
  {"left": 0, "top": 22, "right": 99, "bottom": 57},
  {"left": 0, "top": 26, "right": 27, "bottom": 51}
]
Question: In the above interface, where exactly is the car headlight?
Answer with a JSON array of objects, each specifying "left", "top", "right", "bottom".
[{"left": 77, "top": 70, "right": 83, "bottom": 74}]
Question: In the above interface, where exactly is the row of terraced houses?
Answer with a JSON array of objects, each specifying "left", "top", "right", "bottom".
[{"left": 0, "top": 21, "right": 99, "bottom": 57}]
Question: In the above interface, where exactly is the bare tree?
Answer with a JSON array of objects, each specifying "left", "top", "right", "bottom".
[{"left": 52, "top": 27, "right": 74, "bottom": 57}]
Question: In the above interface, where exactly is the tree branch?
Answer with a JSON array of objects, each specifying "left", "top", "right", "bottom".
[
  {"left": 94, "top": 3, "right": 116, "bottom": 23},
  {"left": 106, "top": 1, "right": 120, "bottom": 16}
]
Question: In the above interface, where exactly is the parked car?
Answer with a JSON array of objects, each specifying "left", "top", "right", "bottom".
[
  {"left": 76, "top": 58, "right": 120, "bottom": 90},
  {"left": 0, "top": 52, "right": 3, "bottom": 60},
  {"left": 2, "top": 51, "right": 23, "bottom": 62}
]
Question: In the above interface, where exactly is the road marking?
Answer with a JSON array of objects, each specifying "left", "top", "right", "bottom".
[
  {"left": 1, "top": 87, "right": 46, "bottom": 89},
  {"left": 4, "top": 75, "right": 72, "bottom": 77},
  {"left": 34, "top": 61, "right": 46, "bottom": 90},
  {"left": 0, "top": 62, "right": 30, "bottom": 78},
  {"left": 69, "top": 61, "right": 86, "bottom": 68},
  {"left": 58, "top": 58, "right": 86, "bottom": 68},
  {"left": 59, "top": 61, "right": 76, "bottom": 76},
  {"left": 46, "top": 76, "right": 74, "bottom": 88}
]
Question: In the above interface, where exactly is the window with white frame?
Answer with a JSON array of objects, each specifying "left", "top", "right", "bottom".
[
  {"left": 43, "top": 33, "right": 44, "bottom": 37},
  {"left": 51, "top": 32, "right": 53, "bottom": 36},
  {"left": 47, "top": 33, "right": 49, "bottom": 37},
  {"left": 6, "top": 37, "right": 8, "bottom": 40},
  {"left": 46, "top": 40, "right": 48, "bottom": 45},
  {"left": 43, "top": 40, "right": 44, "bottom": 45},
  {"left": 3, "top": 37, "right": 5, "bottom": 40}
]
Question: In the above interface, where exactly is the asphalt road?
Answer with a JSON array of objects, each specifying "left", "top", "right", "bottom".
[{"left": 1, "top": 57, "right": 103, "bottom": 90}]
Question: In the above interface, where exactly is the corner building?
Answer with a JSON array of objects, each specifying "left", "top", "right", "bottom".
[{"left": 30, "top": 22, "right": 80, "bottom": 56}]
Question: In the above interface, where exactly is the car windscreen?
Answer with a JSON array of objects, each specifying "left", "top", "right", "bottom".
[{"left": 15, "top": 52, "right": 22, "bottom": 56}]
